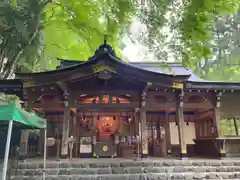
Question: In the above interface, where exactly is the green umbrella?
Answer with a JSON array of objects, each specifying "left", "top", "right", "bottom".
[
  {"left": 0, "top": 101, "right": 46, "bottom": 180},
  {"left": 0, "top": 103, "right": 46, "bottom": 129}
]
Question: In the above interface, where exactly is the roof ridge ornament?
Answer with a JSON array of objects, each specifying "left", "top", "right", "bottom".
[
  {"left": 104, "top": 35, "right": 107, "bottom": 45},
  {"left": 93, "top": 35, "right": 116, "bottom": 58}
]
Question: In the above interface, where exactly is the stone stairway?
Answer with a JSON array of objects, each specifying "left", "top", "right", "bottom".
[{"left": 10, "top": 158, "right": 240, "bottom": 180}]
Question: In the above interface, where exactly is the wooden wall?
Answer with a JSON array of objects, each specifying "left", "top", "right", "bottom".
[
  {"left": 221, "top": 92, "right": 240, "bottom": 116},
  {"left": 147, "top": 113, "right": 196, "bottom": 145},
  {"left": 169, "top": 122, "right": 196, "bottom": 145}
]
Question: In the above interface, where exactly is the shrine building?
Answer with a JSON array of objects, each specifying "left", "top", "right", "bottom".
[{"left": 14, "top": 43, "right": 240, "bottom": 159}]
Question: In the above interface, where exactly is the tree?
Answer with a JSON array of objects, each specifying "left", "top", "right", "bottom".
[
  {"left": 133, "top": 0, "right": 240, "bottom": 66},
  {"left": 0, "top": 0, "right": 49, "bottom": 79},
  {"left": 42, "top": 0, "right": 134, "bottom": 70},
  {"left": 0, "top": 0, "right": 134, "bottom": 78},
  {"left": 194, "top": 11, "right": 240, "bottom": 81}
]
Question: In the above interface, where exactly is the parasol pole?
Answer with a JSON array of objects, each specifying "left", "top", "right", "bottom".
[
  {"left": 43, "top": 122, "right": 47, "bottom": 180},
  {"left": 2, "top": 120, "right": 13, "bottom": 180}
]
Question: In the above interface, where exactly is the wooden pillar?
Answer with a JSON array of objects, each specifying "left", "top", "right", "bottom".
[
  {"left": 164, "top": 112, "right": 171, "bottom": 155},
  {"left": 92, "top": 115, "right": 97, "bottom": 144},
  {"left": 71, "top": 112, "right": 77, "bottom": 157},
  {"left": 19, "top": 130, "right": 29, "bottom": 159},
  {"left": 233, "top": 117, "right": 239, "bottom": 136},
  {"left": 213, "top": 92, "right": 225, "bottom": 158},
  {"left": 213, "top": 92, "right": 222, "bottom": 137},
  {"left": 61, "top": 91, "right": 70, "bottom": 158},
  {"left": 37, "top": 129, "right": 44, "bottom": 156},
  {"left": 72, "top": 112, "right": 77, "bottom": 137},
  {"left": 176, "top": 90, "right": 187, "bottom": 159},
  {"left": 141, "top": 90, "right": 148, "bottom": 158}
]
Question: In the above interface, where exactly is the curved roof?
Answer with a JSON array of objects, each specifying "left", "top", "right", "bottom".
[
  {"left": 56, "top": 60, "right": 207, "bottom": 82},
  {"left": 130, "top": 62, "right": 208, "bottom": 82},
  {"left": 16, "top": 43, "right": 240, "bottom": 90},
  {"left": 16, "top": 43, "right": 190, "bottom": 80}
]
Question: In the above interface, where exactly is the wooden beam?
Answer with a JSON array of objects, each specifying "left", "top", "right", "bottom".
[
  {"left": 143, "top": 102, "right": 176, "bottom": 109},
  {"left": 75, "top": 102, "right": 140, "bottom": 109},
  {"left": 30, "top": 102, "right": 64, "bottom": 108},
  {"left": 30, "top": 102, "right": 212, "bottom": 110},
  {"left": 195, "top": 109, "right": 213, "bottom": 120},
  {"left": 71, "top": 90, "right": 139, "bottom": 97},
  {"left": 76, "top": 109, "right": 134, "bottom": 112},
  {"left": 184, "top": 102, "right": 213, "bottom": 109}
]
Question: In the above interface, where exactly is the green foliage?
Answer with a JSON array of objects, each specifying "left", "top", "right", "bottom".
[
  {"left": 0, "top": 93, "right": 20, "bottom": 105},
  {"left": 180, "top": 0, "right": 240, "bottom": 67},
  {"left": 42, "top": 0, "right": 134, "bottom": 69},
  {"left": 0, "top": 0, "right": 134, "bottom": 75},
  {"left": 194, "top": 11, "right": 240, "bottom": 81},
  {"left": 1, "top": 0, "right": 240, "bottom": 76},
  {"left": 220, "top": 118, "right": 240, "bottom": 136},
  {"left": 0, "top": 0, "right": 47, "bottom": 78}
]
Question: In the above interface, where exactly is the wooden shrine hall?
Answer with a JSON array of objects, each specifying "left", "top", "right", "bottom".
[{"left": 16, "top": 43, "right": 240, "bottom": 159}]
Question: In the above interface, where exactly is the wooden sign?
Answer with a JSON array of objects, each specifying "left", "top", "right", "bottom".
[
  {"left": 172, "top": 82, "right": 184, "bottom": 89},
  {"left": 23, "top": 81, "right": 35, "bottom": 87},
  {"left": 80, "top": 145, "right": 92, "bottom": 153},
  {"left": 93, "top": 63, "right": 115, "bottom": 73}
]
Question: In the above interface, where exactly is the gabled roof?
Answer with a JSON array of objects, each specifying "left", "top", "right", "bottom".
[
  {"left": 16, "top": 43, "right": 240, "bottom": 90},
  {"left": 16, "top": 43, "right": 191, "bottom": 85},
  {"left": 57, "top": 59, "right": 207, "bottom": 82},
  {"left": 17, "top": 44, "right": 188, "bottom": 77}
]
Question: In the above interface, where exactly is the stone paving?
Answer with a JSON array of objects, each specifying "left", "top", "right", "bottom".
[{"left": 9, "top": 158, "right": 240, "bottom": 180}]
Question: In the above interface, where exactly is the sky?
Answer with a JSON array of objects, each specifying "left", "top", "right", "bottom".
[
  {"left": 122, "top": 17, "right": 175, "bottom": 62},
  {"left": 122, "top": 18, "right": 155, "bottom": 62}
]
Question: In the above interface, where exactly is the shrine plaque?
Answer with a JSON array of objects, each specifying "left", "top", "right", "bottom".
[
  {"left": 80, "top": 137, "right": 92, "bottom": 153},
  {"left": 80, "top": 145, "right": 92, "bottom": 153}
]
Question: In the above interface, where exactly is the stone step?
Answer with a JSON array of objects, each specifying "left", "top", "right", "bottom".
[
  {"left": 14, "top": 166, "right": 240, "bottom": 176},
  {"left": 16, "top": 160, "right": 240, "bottom": 169},
  {"left": 10, "top": 172, "right": 240, "bottom": 180}
]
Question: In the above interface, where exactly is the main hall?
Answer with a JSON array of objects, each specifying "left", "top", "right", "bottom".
[{"left": 13, "top": 43, "right": 240, "bottom": 159}]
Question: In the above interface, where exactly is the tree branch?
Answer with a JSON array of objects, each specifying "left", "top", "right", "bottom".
[{"left": 3, "top": 28, "right": 40, "bottom": 79}]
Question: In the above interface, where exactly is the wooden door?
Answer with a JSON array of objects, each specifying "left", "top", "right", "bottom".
[
  {"left": 147, "top": 121, "right": 158, "bottom": 156},
  {"left": 147, "top": 120, "right": 167, "bottom": 157}
]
